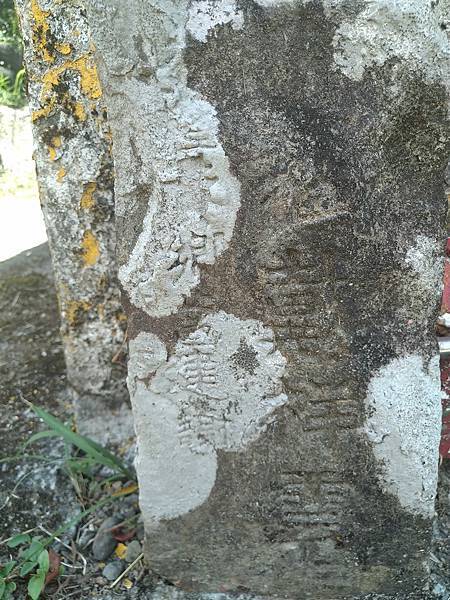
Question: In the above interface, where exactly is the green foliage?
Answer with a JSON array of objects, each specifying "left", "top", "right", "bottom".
[
  {"left": 0, "top": 69, "right": 25, "bottom": 108},
  {"left": 26, "top": 550, "right": 49, "bottom": 600},
  {"left": 0, "top": 561, "right": 17, "bottom": 600},
  {"left": 28, "top": 401, "right": 133, "bottom": 478},
  {"left": 0, "top": 536, "right": 48, "bottom": 600},
  {"left": 0, "top": 404, "right": 138, "bottom": 598},
  {"left": 0, "top": 1, "right": 25, "bottom": 107},
  {"left": 0, "top": 495, "right": 130, "bottom": 597},
  {"left": 0, "top": 0, "right": 20, "bottom": 46}
]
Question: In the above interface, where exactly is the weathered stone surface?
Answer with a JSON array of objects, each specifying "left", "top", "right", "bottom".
[
  {"left": 15, "top": 0, "right": 131, "bottom": 440},
  {"left": 85, "top": 0, "right": 449, "bottom": 597}
]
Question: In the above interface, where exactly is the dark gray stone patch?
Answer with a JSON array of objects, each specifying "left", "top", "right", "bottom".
[
  {"left": 134, "top": 2, "right": 450, "bottom": 597},
  {"left": 231, "top": 338, "right": 259, "bottom": 376}
]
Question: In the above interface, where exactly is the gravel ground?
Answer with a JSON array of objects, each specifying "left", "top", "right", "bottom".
[{"left": 0, "top": 244, "right": 152, "bottom": 598}]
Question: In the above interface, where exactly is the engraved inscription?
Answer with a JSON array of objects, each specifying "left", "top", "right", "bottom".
[
  {"left": 129, "top": 311, "right": 287, "bottom": 520},
  {"left": 273, "top": 471, "right": 351, "bottom": 541}
]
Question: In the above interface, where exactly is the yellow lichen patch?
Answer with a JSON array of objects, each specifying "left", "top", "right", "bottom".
[
  {"left": 66, "top": 300, "right": 90, "bottom": 328},
  {"left": 55, "top": 42, "right": 72, "bottom": 55},
  {"left": 73, "top": 102, "right": 86, "bottom": 121},
  {"left": 32, "top": 54, "right": 102, "bottom": 122},
  {"left": 31, "top": 0, "right": 54, "bottom": 63},
  {"left": 80, "top": 181, "right": 97, "bottom": 209},
  {"left": 75, "top": 55, "right": 102, "bottom": 100},
  {"left": 48, "top": 135, "right": 62, "bottom": 160},
  {"left": 56, "top": 166, "right": 66, "bottom": 182},
  {"left": 81, "top": 230, "right": 100, "bottom": 266},
  {"left": 31, "top": 99, "right": 55, "bottom": 122},
  {"left": 40, "top": 55, "right": 102, "bottom": 100}
]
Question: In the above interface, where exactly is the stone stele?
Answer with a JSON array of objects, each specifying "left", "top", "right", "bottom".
[
  {"left": 15, "top": 0, "right": 132, "bottom": 441},
  {"left": 86, "top": 0, "right": 450, "bottom": 597}
]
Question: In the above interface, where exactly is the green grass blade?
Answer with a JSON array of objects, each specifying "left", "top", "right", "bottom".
[
  {"left": 22, "top": 431, "right": 60, "bottom": 449},
  {"left": 28, "top": 403, "right": 132, "bottom": 478}
]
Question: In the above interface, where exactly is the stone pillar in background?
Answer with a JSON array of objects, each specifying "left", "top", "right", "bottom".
[
  {"left": 15, "top": 0, "right": 132, "bottom": 441},
  {"left": 86, "top": 0, "right": 449, "bottom": 597}
]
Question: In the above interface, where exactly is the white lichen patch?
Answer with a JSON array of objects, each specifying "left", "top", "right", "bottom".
[
  {"left": 128, "top": 332, "right": 168, "bottom": 392},
  {"left": 333, "top": 0, "right": 450, "bottom": 91},
  {"left": 405, "top": 235, "right": 443, "bottom": 301},
  {"left": 253, "top": 0, "right": 340, "bottom": 15},
  {"left": 117, "top": 83, "right": 241, "bottom": 316},
  {"left": 87, "top": 0, "right": 241, "bottom": 317},
  {"left": 128, "top": 312, "right": 287, "bottom": 521},
  {"left": 365, "top": 354, "right": 441, "bottom": 518},
  {"left": 254, "top": 0, "right": 299, "bottom": 6},
  {"left": 187, "top": 0, "right": 244, "bottom": 43}
]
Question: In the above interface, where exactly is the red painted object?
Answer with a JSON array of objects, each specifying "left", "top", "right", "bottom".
[
  {"left": 440, "top": 356, "right": 450, "bottom": 459},
  {"left": 441, "top": 240, "right": 450, "bottom": 314}
]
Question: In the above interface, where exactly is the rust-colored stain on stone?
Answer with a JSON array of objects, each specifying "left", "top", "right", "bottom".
[{"left": 81, "top": 230, "right": 100, "bottom": 266}]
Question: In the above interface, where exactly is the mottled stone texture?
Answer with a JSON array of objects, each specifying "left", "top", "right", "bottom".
[
  {"left": 86, "top": 0, "right": 449, "bottom": 597},
  {"left": 15, "top": 0, "right": 131, "bottom": 440}
]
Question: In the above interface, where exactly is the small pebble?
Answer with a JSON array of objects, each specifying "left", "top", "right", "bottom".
[
  {"left": 123, "top": 493, "right": 139, "bottom": 507},
  {"left": 92, "top": 515, "right": 121, "bottom": 560},
  {"left": 125, "top": 540, "right": 142, "bottom": 563},
  {"left": 102, "top": 561, "right": 125, "bottom": 581},
  {"left": 123, "top": 507, "right": 138, "bottom": 520}
]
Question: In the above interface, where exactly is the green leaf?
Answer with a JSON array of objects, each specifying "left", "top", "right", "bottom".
[
  {"left": 6, "top": 533, "right": 31, "bottom": 547},
  {"left": 4, "top": 581, "right": 16, "bottom": 598},
  {"left": 64, "top": 456, "right": 98, "bottom": 474},
  {"left": 22, "top": 430, "right": 60, "bottom": 449},
  {"left": 0, "top": 561, "right": 16, "bottom": 577},
  {"left": 20, "top": 561, "right": 37, "bottom": 577},
  {"left": 37, "top": 550, "right": 49, "bottom": 574},
  {"left": 28, "top": 572, "right": 45, "bottom": 600},
  {"left": 28, "top": 403, "right": 132, "bottom": 477},
  {"left": 21, "top": 538, "right": 44, "bottom": 561},
  {"left": 0, "top": 580, "right": 5, "bottom": 599}
]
